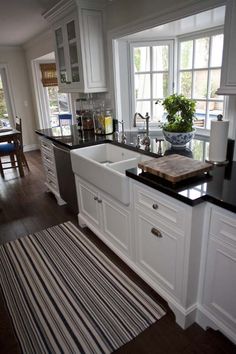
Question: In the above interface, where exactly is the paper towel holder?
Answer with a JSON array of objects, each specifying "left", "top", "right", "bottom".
[{"left": 205, "top": 114, "right": 229, "bottom": 166}]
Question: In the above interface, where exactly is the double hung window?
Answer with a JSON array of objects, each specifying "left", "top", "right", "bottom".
[
  {"left": 131, "top": 30, "right": 224, "bottom": 130},
  {"left": 131, "top": 41, "right": 173, "bottom": 124},
  {"left": 178, "top": 32, "right": 224, "bottom": 129}
]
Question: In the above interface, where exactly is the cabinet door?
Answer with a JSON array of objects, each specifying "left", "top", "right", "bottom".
[
  {"left": 54, "top": 17, "right": 83, "bottom": 92},
  {"left": 101, "top": 193, "right": 131, "bottom": 257},
  {"left": 217, "top": 0, "right": 236, "bottom": 94},
  {"left": 203, "top": 237, "right": 236, "bottom": 332},
  {"left": 135, "top": 208, "right": 184, "bottom": 300},
  {"left": 80, "top": 9, "right": 106, "bottom": 92},
  {"left": 77, "top": 180, "right": 101, "bottom": 229}
]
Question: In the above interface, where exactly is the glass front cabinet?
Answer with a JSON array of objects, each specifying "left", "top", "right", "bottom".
[
  {"left": 54, "top": 17, "right": 82, "bottom": 91},
  {"left": 45, "top": 1, "right": 107, "bottom": 93}
]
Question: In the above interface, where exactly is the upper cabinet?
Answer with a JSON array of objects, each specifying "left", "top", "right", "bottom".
[
  {"left": 44, "top": 0, "right": 107, "bottom": 93},
  {"left": 217, "top": 0, "right": 236, "bottom": 95}
]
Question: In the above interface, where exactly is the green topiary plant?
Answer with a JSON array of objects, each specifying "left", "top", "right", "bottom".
[{"left": 157, "top": 94, "right": 196, "bottom": 133}]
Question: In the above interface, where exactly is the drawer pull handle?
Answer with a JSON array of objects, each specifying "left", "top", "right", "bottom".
[
  {"left": 97, "top": 199, "right": 102, "bottom": 203},
  {"left": 152, "top": 203, "right": 159, "bottom": 210},
  {"left": 94, "top": 196, "right": 98, "bottom": 201},
  {"left": 151, "top": 227, "right": 162, "bottom": 238}
]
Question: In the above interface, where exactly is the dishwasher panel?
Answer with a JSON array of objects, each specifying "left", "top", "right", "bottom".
[{"left": 53, "top": 143, "right": 78, "bottom": 213}]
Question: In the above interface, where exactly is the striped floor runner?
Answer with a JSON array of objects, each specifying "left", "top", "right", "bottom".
[{"left": 0, "top": 221, "right": 166, "bottom": 354}]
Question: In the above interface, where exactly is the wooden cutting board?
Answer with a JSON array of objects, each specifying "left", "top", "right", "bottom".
[{"left": 138, "top": 154, "right": 213, "bottom": 183}]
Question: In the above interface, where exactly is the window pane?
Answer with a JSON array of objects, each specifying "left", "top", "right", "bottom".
[
  {"left": 180, "top": 41, "right": 193, "bottom": 69},
  {"left": 69, "top": 43, "right": 78, "bottom": 65},
  {"left": 135, "top": 74, "right": 150, "bottom": 99},
  {"left": 55, "top": 28, "right": 63, "bottom": 46},
  {"left": 136, "top": 101, "right": 151, "bottom": 117},
  {"left": 209, "top": 69, "right": 221, "bottom": 98},
  {"left": 153, "top": 73, "right": 168, "bottom": 98},
  {"left": 179, "top": 71, "right": 192, "bottom": 97},
  {"left": 208, "top": 101, "right": 223, "bottom": 129},
  {"left": 211, "top": 34, "right": 223, "bottom": 67},
  {"left": 67, "top": 21, "right": 76, "bottom": 41},
  {"left": 153, "top": 101, "right": 166, "bottom": 122},
  {"left": 134, "top": 47, "right": 150, "bottom": 72},
  {"left": 194, "top": 101, "right": 206, "bottom": 128},
  {"left": 194, "top": 37, "right": 209, "bottom": 68},
  {"left": 58, "top": 93, "right": 69, "bottom": 113},
  {"left": 0, "top": 75, "right": 8, "bottom": 124},
  {"left": 153, "top": 45, "right": 168, "bottom": 71},
  {"left": 193, "top": 70, "right": 208, "bottom": 99}
]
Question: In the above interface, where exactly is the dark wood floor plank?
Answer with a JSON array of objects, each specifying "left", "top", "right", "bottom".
[{"left": 0, "top": 150, "right": 235, "bottom": 354}]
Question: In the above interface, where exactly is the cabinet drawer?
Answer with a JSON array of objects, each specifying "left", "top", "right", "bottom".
[
  {"left": 210, "top": 208, "right": 236, "bottom": 247},
  {"left": 41, "top": 150, "right": 55, "bottom": 165},
  {"left": 40, "top": 137, "right": 53, "bottom": 151},
  {"left": 46, "top": 178, "right": 59, "bottom": 192},
  {"left": 134, "top": 184, "right": 186, "bottom": 232}
]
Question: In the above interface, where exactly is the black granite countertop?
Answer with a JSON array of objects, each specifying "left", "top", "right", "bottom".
[{"left": 35, "top": 125, "right": 236, "bottom": 213}]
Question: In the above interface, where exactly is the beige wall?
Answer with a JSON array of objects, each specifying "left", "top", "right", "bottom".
[
  {"left": 24, "top": 30, "right": 54, "bottom": 133},
  {"left": 0, "top": 46, "right": 36, "bottom": 148}
]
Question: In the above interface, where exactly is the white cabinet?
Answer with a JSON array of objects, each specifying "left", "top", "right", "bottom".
[
  {"left": 54, "top": 15, "right": 83, "bottom": 91},
  {"left": 217, "top": 0, "right": 236, "bottom": 95},
  {"left": 198, "top": 205, "right": 236, "bottom": 343},
  {"left": 75, "top": 176, "right": 132, "bottom": 258},
  {"left": 39, "top": 137, "right": 65, "bottom": 205},
  {"left": 44, "top": 0, "right": 107, "bottom": 93},
  {"left": 134, "top": 208, "right": 185, "bottom": 300},
  {"left": 132, "top": 182, "right": 205, "bottom": 329}
]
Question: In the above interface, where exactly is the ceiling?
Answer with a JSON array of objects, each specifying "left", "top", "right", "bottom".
[
  {"left": 0, "top": 0, "right": 61, "bottom": 46},
  {"left": 0, "top": 0, "right": 116, "bottom": 46}
]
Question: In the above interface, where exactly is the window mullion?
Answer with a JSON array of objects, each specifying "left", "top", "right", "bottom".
[
  {"left": 191, "top": 39, "right": 195, "bottom": 100},
  {"left": 150, "top": 46, "right": 153, "bottom": 118}
]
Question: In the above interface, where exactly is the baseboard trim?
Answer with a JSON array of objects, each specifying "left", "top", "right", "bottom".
[
  {"left": 196, "top": 305, "right": 236, "bottom": 344},
  {"left": 24, "top": 144, "right": 40, "bottom": 152}
]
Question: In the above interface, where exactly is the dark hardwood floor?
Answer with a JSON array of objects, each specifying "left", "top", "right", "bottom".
[{"left": 0, "top": 150, "right": 235, "bottom": 354}]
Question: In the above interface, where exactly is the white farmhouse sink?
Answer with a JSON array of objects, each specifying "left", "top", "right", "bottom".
[{"left": 71, "top": 143, "right": 152, "bottom": 205}]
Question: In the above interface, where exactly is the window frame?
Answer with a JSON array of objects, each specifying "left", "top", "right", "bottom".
[
  {"left": 130, "top": 40, "right": 174, "bottom": 128},
  {"left": 32, "top": 59, "right": 72, "bottom": 130},
  {"left": 128, "top": 28, "right": 226, "bottom": 133},
  {"left": 177, "top": 27, "right": 225, "bottom": 131}
]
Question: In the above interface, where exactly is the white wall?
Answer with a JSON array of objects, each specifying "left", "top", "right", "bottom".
[
  {"left": 0, "top": 46, "right": 36, "bottom": 149},
  {"left": 24, "top": 30, "right": 54, "bottom": 133}
]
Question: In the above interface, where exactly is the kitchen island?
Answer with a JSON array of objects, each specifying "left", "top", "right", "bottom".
[
  {"left": 36, "top": 126, "right": 236, "bottom": 343},
  {"left": 35, "top": 126, "right": 236, "bottom": 213}
]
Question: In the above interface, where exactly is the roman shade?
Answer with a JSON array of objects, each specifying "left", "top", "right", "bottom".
[{"left": 40, "top": 63, "right": 58, "bottom": 87}]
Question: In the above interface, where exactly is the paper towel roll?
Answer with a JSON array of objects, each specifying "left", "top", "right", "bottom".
[{"left": 209, "top": 119, "right": 229, "bottom": 162}]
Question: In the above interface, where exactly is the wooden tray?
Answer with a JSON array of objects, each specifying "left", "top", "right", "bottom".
[{"left": 138, "top": 154, "right": 213, "bottom": 183}]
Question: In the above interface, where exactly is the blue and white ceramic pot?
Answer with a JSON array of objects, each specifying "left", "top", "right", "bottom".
[{"left": 162, "top": 129, "right": 196, "bottom": 148}]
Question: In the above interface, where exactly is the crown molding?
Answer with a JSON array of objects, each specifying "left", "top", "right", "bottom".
[{"left": 43, "top": 0, "right": 76, "bottom": 24}]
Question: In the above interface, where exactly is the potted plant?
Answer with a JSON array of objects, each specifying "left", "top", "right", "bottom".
[{"left": 157, "top": 94, "right": 196, "bottom": 148}]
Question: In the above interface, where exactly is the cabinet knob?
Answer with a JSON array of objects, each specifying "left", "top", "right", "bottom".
[
  {"left": 94, "top": 196, "right": 98, "bottom": 201},
  {"left": 152, "top": 203, "right": 158, "bottom": 210},
  {"left": 151, "top": 227, "right": 162, "bottom": 238},
  {"left": 66, "top": 81, "right": 71, "bottom": 84},
  {"left": 97, "top": 199, "right": 102, "bottom": 203}
]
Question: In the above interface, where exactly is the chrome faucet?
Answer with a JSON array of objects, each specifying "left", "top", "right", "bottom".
[{"left": 134, "top": 112, "right": 150, "bottom": 149}]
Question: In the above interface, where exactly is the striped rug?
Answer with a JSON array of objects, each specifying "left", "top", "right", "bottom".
[{"left": 0, "top": 221, "right": 166, "bottom": 354}]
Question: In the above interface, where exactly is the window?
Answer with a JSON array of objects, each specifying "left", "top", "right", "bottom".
[
  {"left": 46, "top": 87, "right": 70, "bottom": 127},
  {"left": 0, "top": 67, "right": 14, "bottom": 128},
  {"left": 131, "top": 41, "right": 173, "bottom": 124},
  {"left": 0, "top": 73, "right": 9, "bottom": 126},
  {"left": 129, "top": 30, "right": 224, "bottom": 130},
  {"left": 178, "top": 32, "right": 224, "bottom": 129}
]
